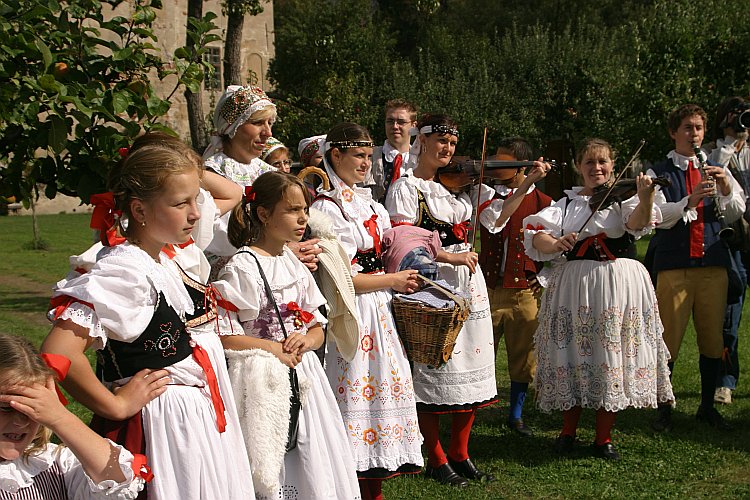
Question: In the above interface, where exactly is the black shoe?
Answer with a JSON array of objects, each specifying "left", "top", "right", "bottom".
[
  {"left": 507, "top": 418, "right": 534, "bottom": 437},
  {"left": 651, "top": 404, "right": 672, "bottom": 433},
  {"left": 554, "top": 434, "right": 576, "bottom": 454},
  {"left": 695, "top": 405, "right": 733, "bottom": 431},
  {"left": 592, "top": 442, "right": 621, "bottom": 461},
  {"left": 448, "top": 457, "right": 495, "bottom": 483},
  {"left": 424, "top": 463, "right": 469, "bottom": 488}
]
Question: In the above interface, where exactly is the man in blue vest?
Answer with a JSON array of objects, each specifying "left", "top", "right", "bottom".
[{"left": 646, "top": 103, "right": 745, "bottom": 432}]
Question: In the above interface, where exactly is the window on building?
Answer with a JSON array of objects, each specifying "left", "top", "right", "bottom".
[{"left": 204, "top": 47, "right": 221, "bottom": 90}]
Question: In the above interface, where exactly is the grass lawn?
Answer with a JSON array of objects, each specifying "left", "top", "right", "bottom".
[{"left": 1, "top": 213, "right": 748, "bottom": 499}]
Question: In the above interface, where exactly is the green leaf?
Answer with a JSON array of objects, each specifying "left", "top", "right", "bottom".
[
  {"left": 48, "top": 114, "right": 68, "bottom": 154},
  {"left": 34, "top": 38, "right": 53, "bottom": 70},
  {"left": 146, "top": 94, "right": 170, "bottom": 116},
  {"left": 113, "top": 46, "right": 134, "bottom": 61},
  {"left": 112, "top": 91, "right": 131, "bottom": 114},
  {"left": 38, "top": 74, "right": 59, "bottom": 92}
]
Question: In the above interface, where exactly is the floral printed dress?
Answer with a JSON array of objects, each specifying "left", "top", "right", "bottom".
[
  {"left": 311, "top": 167, "right": 423, "bottom": 479},
  {"left": 523, "top": 188, "right": 675, "bottom": 412}
]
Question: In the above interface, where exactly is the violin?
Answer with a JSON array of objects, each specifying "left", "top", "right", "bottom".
[
  {"left": 588, "top": 176, "right": 671, "bottom": 210},
  {"left": 436, "top": 156, "right": 564, "bottom": 192}
]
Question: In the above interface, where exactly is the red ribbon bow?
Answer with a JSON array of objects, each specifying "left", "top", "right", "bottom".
[
  {"left": 244, "top": 185, "right": 256, "bottom": 203},
  {"left": 362, "top": 214, "right": 382, "bottom": 255},
  {"left": 131, "top": 454, "right": 154, "bottom": 482},
  {"left": 452, "top": 220, "right": 471, "bottom": 243},
  {"left": 118, "top": 147, "right": 130, "bottom": 158},
  {"left": 286, "top": 302, "right": 315, "bottom": 323},
  {"left": 40, "top": 353, "right": 71, "bottom": 406},
  {"left": 89, "top": 192, "right": 126, "bottom": 246}
]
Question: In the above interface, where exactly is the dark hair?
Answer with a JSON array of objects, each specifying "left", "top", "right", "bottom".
[
  {"left": 416, "top": 113, "right": 459, "bottom": 135},
  {"left": 667, "top": 104, "right": 707, "bottom": 133},
  {"left": 713, "top": 96, "right": 746, "bottom": 140},
  {"left": 323, "top": 122, "right": 373, "bottom": 165},
  {"left": 385, "top": 99, "right": 418, "bottom": 121},
  {"left": 107, "top": 133, "right": 203, "bottom": 238},
  {"left": 228, "top": 171, "right": 310, "bottom": 248},
  {"left": 496, "top": 137, "right": 534, "bottom": 161}
]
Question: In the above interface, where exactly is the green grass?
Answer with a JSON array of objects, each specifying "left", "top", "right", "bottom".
[{"left": 1, "top": 214, "right": 749, "bottom": 499}]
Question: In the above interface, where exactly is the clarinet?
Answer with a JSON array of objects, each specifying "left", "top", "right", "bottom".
[{"left": 693, "top": 144, "right": 734, "bottom": 240}]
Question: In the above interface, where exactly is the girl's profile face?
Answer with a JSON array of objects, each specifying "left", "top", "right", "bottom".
[
  {"left": 263, "top": 185, "right": 309, "bottom": 244},
  {"left": 131, "top": 170, "right": 201, "bottom": 254},
  {"left": 332, "top": 146, "right": 373, "bottom": 187},
  {"left": 0, "top": 395, "right": 40, "bottom": 461},
  {"left": 578, "top": 148, "right": 614, "bottom": 190}
]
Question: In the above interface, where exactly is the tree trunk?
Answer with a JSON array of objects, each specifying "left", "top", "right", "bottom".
[
  {"left": 30, "top": 195, "right": 42, "bottom": 249},
  {"left": 185, "top": 0, "right": 209, "bottom": 153},
  {"left": 224, "top": 3, "right": 245, "bottom": 86}
]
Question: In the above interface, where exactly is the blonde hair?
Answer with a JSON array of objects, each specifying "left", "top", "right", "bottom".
[
  {"left": 575, "top": 138, "right": 615, "bottom": 166},
  {"left": 0, "top": 334, "right": 54, "bottom": 460},
  {"left": 108, "top": 133, "right": 203, "bottom": 238},
  {"left": 228, "top": 171, "right": 309, "bottom": 248}
]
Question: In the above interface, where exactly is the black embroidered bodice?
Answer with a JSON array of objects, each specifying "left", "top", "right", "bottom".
[
  {"left": 97, "top": 291, "right": 192, "bottom": 382},
  {"left": 179, "top": 266, "right": 217, "bottom": 328},
  {"left": 414, "top": 189, "right": 465, "bottom": 247},
  {"left": 354, "top": 248, "right": 384, "bottom": 274}
]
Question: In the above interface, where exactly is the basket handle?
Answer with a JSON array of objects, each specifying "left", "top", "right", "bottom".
[{"left": 417, "top": 274, "right": 469, "bottom": 310}]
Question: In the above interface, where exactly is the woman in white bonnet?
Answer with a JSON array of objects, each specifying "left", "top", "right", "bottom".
[{"left": 203, "top": 85, "right": 278, "bottom": 185}]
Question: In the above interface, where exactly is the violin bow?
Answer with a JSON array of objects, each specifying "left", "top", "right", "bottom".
[
  {"left": 468, "top": 127, "right": 489, "bottom": 252},
  {"left": 568, "top": 139, "right": 646, "bottom": 243}
]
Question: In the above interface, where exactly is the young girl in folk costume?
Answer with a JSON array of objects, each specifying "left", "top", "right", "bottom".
[
  {"left": 211, "top": 171, "right": 360, "bottom": 500},
  {"left": 311, "top": 123, "right": 423, "bottom": 500},
  {"left": 41, "top": 142, "right": 255, "bottom": 499},
  {"left": 524, "top": 138, "right": 674, "bottom": 460},
  {"left": 0, "top": 334, "right": 148, "bottom": 499},
  {"left": 385, "top": 114, "right": 497, "bottom": 487}
]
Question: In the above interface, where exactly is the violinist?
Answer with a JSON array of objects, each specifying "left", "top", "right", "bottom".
[
  {"left": 523, "top": 138, "right": 674, "bottom": 461},
  {"left": 477, "top": 137, "right": 553, "bottom": 438},
  {"left": 385, "top": 114, "right": 497, "bottom": 487}
]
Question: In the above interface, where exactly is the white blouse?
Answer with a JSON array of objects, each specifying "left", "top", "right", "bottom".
[
  {"left": 386, "top": 174, "right": 473, "bottom": 226},
  {"left": 522, "top": 187, "right": 661, "bottom": 262},
  {"left": 0, "top": 442, "right": 144, "bottom": 499}
]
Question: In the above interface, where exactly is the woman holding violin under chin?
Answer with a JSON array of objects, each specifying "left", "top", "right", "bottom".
[
  {"left": 523, "top": 138, "right": 674, "bottom": 461},
  {"left": 385, "top": 114, "right": 498, "bottom": 488}
]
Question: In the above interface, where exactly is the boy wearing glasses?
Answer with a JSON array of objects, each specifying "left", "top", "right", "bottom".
[{"left": 366, "top": 99, "right": 418, "bottom": 202}]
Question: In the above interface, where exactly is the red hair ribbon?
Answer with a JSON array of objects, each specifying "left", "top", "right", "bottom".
[
  {"left": 89, "top": 192, "right": 125, "bottom": 246},
  {"left": 131, "top": 454, "right": 154, "bottom": 482},
  {"left": 40, "top": 353, "right": 71, "bottom": 406},
  {"left": 452, "top": 220, "right": 471, "bottom": 243},
  {"left": 286, "top": 302, "right": 315, "bottom": 323},
  {"left": 244, "top": 185, "right": 256, "bottom": 203},
  {"left": 118, "top": 147, "right": 130, "bottom": 158},
  {"left": 362, "top": 214, "right": 382, "bottom": 255}
]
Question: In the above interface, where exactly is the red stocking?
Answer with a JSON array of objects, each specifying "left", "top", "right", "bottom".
[
  {"left": 447, "top": 409, "right": 475, "bottom": 462},
  {"left": 595, "top": 409, "right": 617, "bottom": 445},
  {"left": 561, "top": 406, "right": 582, "bottom": 437},
  {"left": 418, "top": 412, "right": 446, "bottom": 467}
]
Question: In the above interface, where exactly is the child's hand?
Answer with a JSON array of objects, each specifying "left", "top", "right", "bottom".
[
  {"left": 111, "top": 368, "right": 170, "bottom": 419},
  {"left": 0, "top": 378, "right": 69, "bottom": 431},
  {"left": 283, "top": 332, "right": 316, "bottom": 354},
  {"left": 288, "top": 239, "right": 322, "bottom": 272},
  {"left": 390, "top": 269, "right": 420, "bottom": 293},
  {"left": 271, "top": 342, "right": 302, "bottom": 368}
]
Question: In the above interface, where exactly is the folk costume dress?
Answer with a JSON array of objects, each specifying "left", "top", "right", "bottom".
[
  {"left": 385, "top": 174, "right": 498, "bottom": 411},
  {"left": 523, "top": 188, "right": 674, "bottom": 412},
  {"left": 49, "top": 241, "right": 255, "bottom": 500},
  {"left": 0, "top": 442, "right": 145, "bottom": 500},
  {"left": 213, "top": 247, "right": 361, "bottom": 500},
  {"left": 311, "top": 165, "right": 423, "bottom": 478}
]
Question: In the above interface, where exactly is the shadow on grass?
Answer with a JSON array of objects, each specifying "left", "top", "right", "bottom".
[{"left": 0, "top": 288, "right": 52, "bottom": 314}]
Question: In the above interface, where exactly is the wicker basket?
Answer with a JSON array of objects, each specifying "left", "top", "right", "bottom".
[{"left": 392, "top": 276, "right": 470, "bottom": 366}]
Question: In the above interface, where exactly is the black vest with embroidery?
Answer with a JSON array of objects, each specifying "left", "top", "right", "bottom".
[
  {"left": 179, "top": 267, "right": 217, "bottom": 328},
  {"left": 97, "top": 291, "right": 192, "bottom": 382},
  {"left": 354, "top": 248, "right": 384, "bottom": 274},
  {"left": 414, "top": 189, "right": 465, "bottom": 247}
]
